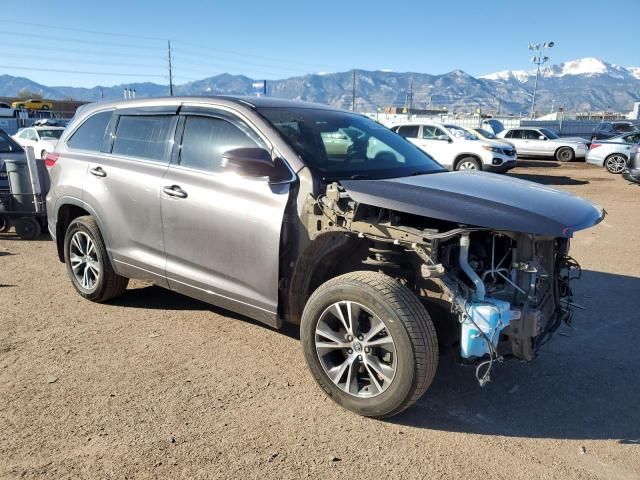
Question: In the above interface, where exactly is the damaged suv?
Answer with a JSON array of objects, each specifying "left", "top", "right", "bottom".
[{"left": 46, "top": 97, "right": 603, "bottom": 418}]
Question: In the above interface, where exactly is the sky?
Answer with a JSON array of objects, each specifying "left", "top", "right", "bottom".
[{"left": 1, "top": 0, "right": 637, "bottom": 88}]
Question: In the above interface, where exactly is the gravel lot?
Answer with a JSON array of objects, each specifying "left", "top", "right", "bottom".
[{"left": 1, "top": 161, "right": 639, "bottom": 479}]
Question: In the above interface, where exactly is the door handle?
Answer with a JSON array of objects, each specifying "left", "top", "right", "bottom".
[
  {"left": 89, "top": 166, "right": 106, "bottom": 177},
  {"left": 163, "top": 185, "right": 188, "bottom": 199}
]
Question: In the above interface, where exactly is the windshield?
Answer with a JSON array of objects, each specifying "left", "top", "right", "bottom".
[
  {"left": 475, "top": 128, "right": 497, "bottom": 139},
  {"left": 0, "top": 130, "right": 23, "bottom": 153},
  {"left": 257, "top": 107, "right": 445, "bottom": 180},
  {"left": 539, "top": 128, "right": 559, "bottom": 139},
  {"left": 38, "top": 129, "right": 63, "bottom": 140},
  {"left": 444, "top": 124, "right": 478, "bottom": 140}
]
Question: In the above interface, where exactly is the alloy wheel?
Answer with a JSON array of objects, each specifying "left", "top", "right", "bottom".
[
  {"left": 315, "top": 300, "right": 397, "bottom": 398},
  {"left": 605, "top": 155, "right": 627, "bottom": 174},
  {"left": 69, "top": 231, "right": 100, "bottom": 290}
]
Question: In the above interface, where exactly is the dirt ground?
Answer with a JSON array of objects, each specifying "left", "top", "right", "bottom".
[{"left": 1, "top": 161, "right": 639, "bottom": 480}]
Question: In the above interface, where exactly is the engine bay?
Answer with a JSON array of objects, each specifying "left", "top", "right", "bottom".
[{"left": 309, "top": 182, "right": 582, "bottom": 385}]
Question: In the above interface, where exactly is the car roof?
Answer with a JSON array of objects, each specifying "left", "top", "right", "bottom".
[
  {"left": 77, "top": 95, "right": 341, "bottom": 113},
  {"left": 33, "top": 125, "right": 64, "bottom": 130}
]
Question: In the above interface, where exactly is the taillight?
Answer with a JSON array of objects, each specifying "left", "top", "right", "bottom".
[
  {"left": 44, "top": 152, "right": 59, "bottom": 167},
  {"left": 589, "top": 143, "right": 602, "bottom": 149}
]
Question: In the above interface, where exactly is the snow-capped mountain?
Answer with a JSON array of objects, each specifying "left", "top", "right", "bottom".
[{"left": 481, "top": 57, "right": 639, "bottom": 82}]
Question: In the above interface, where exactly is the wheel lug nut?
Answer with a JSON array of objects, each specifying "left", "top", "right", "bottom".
[
  {"left": 358, "top": 355, "right": 362, "bottom": 360},
  {"left": 364, "top": 347, "right": 370, "bottom": 353},
  {"left": 347, "top": 349, "right": 353, "bottom": 354},
  {"left": 346, "top": 335, "right": 353, "bottom": 342},
  {"left": 358, "top": 335, "right": 363, "bottom": 341}
]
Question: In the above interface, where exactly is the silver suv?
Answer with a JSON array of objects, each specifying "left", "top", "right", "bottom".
[{"left": 47, "top": 97, "right": 603, "bottom": 417}]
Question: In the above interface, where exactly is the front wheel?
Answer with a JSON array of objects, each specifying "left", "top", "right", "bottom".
[
  {"left": 300, "top": 271, "right": 438, "bottom": 418},
  {"left": 455, "top": 156, "right": 481, "bottom": 171},
  {"left": 604, "top": 154, "right": 627, "bottom": 174},
  {"left": 64, "top": 216, "right": 129, "bottom": 302},
  {"left": 556, "top": 147, "right": 575, "bottom": 162}
]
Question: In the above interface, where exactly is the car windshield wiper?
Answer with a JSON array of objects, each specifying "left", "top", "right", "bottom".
[
  {"left": 408, "top": 170, "right": 438, "bottom": 176},
  {"left": 348, "top": 174, "right": 370, "bottom": 180}
]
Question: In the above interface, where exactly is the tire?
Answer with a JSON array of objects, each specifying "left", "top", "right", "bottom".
[
  {"left": 555, "top": 147, "right": 575, "bottom": 162},
  {"left": 455, "top": 156, "right": 481, "bottom": 171},
  {"left": 300, "top": 271, "right": 438, "bottom": 418},
  {"left": 14, "top": 217, "right": 40, "bottom": 240},
  {"left": 63, "top": 215, "right": 129, "bottom": 302},
  {"left": 604, "top": 154, "right": 627, "bottom": 174},
  {"left": 0, "top": 216, "right": 11, "bottom": 233}
]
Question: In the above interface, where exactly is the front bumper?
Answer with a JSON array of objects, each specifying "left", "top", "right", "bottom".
[
  {"left": 481, "top": 150, "right": 517, "bottom": 172},
  {"left": 485, "top": 159, "right": 517, "bottom": 173}
]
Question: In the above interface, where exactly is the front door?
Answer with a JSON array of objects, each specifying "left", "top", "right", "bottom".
[
  {"left": 413, "top": 125, "right": 455, "bottom": 168},
  {"left": 161, "top": 108, "right": 291, "bottom": 326}
]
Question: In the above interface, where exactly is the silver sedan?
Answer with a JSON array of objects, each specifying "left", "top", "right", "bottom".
[
  {"left": 586, "top": 131, "right": 640, "bottom": 174},
  {"left": 497, "top": 127, "right": 589, "bottom": 162}
]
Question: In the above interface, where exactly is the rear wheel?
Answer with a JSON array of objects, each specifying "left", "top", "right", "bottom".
[
  {"left": 455, "top": 156, "right": 481, "bottom": 171},
  {"left": 14, "top": 217, "right": 39, "bottom": 240},
  {"left": 300, "top": 271, "right": 438, "bottom": 418},
  {"left": 604, "top": 154, "right": 627, "bottom": 174},
  {"left": 64, "top": 216, "right": 128, "bottom": 302},
  {"left": 555, "top": 147, "right": 575, "bottom": 162}
]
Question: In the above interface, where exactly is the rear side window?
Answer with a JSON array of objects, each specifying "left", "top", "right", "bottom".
[
  {"left": 179, "top": 115, "right": 264, "bottom": 173},
  {"left": 396, "top": 125, "right": 419, "bottom": 138},
  {"left": 67, "top": 111, "right": 112, "bottom": 152},
  {"left": 112, "top": 115, "right": 174, "bottom": 162},
  {"left": 506, "top": 130, "right": 522, "bottom": 139},
  {"left": 614, "top": 123, "right": 633, "bottom": 133}
]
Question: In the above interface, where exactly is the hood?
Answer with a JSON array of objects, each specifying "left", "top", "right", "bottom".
[
  {"left": 486, "top": 140, "right": 515, "bottom": 149},
  {"left": 340, "top": 171, "right": 604, "bottom": 238},
  {"left": 550, "top": 137, "right": 588, "bottom": 144}
]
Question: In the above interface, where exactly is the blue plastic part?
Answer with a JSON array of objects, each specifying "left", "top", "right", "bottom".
[{"left": 460, "top": 298, "right": 512, "bottom": 359}]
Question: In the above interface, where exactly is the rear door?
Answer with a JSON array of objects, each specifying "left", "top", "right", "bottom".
[
  {"left": 82, "top": 106, "right": 178, "bottom": 286},
  {"left": 160, "top": 106, "right": 291, "bottom": 325},
  {"left": 504, "top": 129, "right": 526, "bottom": 153}
]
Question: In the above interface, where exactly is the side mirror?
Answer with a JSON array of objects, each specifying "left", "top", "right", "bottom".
[
  {"left": 221, "top": 147, "right": 274, "bottom": 177},
  {"left": 539, "top": 135, "right": 547, "bottom": 140},
  {"left": 437, "top": 135, "right": 450, "bottom": 141}
]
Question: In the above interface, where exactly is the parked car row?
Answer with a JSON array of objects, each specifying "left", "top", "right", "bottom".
[{"left": 586, "top": 131, "right": 640, "bottom": 174}]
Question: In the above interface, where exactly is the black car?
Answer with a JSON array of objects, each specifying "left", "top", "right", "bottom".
[
  {"left": 591, "top": 121, "right": 637, "bottom": 141},
  {"left": 623, "top": 143, "right": 640, "bottom": 184}
]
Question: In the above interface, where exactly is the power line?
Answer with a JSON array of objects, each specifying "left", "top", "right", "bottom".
[
  {"left": 0, "top": 41, "right": 163, "bottom": 60},
  {"left": 0, "top": 19, "right": 164, "bottom": 42},
  {"left": 0, "top": 30, "right": 161, "bottom": 51},
  {"left": 0, "top": 65, "right": 168, "bottom": 78},
  {"left": 0, "top": 52, "right": 165, "bottom": 70}
]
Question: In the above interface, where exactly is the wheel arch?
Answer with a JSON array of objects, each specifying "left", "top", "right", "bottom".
[
  {"left": 287, "top": 232, "right": 367, "bottom": 324},
  {"left": 54, "top": 199, "right": 112, "bottom": 265}
]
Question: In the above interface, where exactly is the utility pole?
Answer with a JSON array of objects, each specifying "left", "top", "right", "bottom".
[
  {"left": 352, "top": 69, "right": 356, "bottom": 112},
  {"left": 167, "top": 40, "right": 174, "bottom": 96},
  {"left": 528, "top": 41, "right": 554, "bottom": 118},
  {"left": 409, "top": 79, "right": 413, "bottom": 113}
]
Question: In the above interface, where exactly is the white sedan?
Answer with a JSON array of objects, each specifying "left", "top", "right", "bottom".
[{"left": 13, "top": 126, "right": 65, "bottom": 160}]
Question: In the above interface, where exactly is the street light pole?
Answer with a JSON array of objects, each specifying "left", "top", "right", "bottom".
[{"left": 528, "top": 41, "right": 554, "bottom": 119}]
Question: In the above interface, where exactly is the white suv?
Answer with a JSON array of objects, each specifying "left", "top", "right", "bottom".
[{"left": 391, "top": 122, "right": 517, "bottom": 172}]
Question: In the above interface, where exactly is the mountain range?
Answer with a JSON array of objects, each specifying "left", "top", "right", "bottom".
[{"left": 1, "top": 57, "right": 638, "bottom": 115}]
